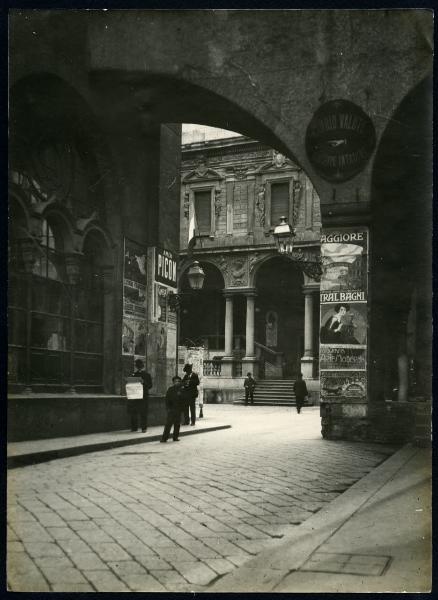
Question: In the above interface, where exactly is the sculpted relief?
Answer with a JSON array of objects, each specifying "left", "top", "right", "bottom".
[
  {"left": 212, "top": 255, "right": 249, "bottom": 287},
  {"left": 256, "top": 184, "right": 266, "bottom": 227}
]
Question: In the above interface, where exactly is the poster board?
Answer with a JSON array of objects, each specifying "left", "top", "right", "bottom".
[
  {"left": 122, "top": 239, "right": 148, "bottom": 376},
  {"left": 125, "top": 376, "right": 144, "bottom": 400},
  {"left": 319, "top": 228, "right": 368, "bottom": 403}
]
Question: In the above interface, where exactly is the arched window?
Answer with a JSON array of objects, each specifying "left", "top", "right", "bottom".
[
  {"left": 8, "top": 210, "right": 107, "bottom": 391},
  {"left": 28, "top": 218, "right": 70, "bottom": 384}
]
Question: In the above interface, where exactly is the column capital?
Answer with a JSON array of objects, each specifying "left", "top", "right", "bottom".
[
  {"left": 223, "top": 287, "right": 257, "bottom": 297},
  {"left": 302, "top": 284, "right": 319, "bottom": 294}
]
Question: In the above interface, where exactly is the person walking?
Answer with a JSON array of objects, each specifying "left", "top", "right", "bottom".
[
  {"left": 129, "top": 359, "right": 153, "bottom": 432},
  {"left": 244, "top": 372, "right": 256, "bottom": 405},
  {"left": 182, "top": 363, "right": 200, "bottom": 425},
  {"left": 161, "top": 376, "right": 185, "bottom": 442},
  {"left": 293, "top": 372, "right": 308, "bottom": 414}
]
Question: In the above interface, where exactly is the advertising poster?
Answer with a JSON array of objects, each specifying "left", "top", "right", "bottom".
[
  {"left": 124, "top": 240, "right": 147, "bottom": 318},
  {"left": 320, "top": 230, "right": 368, "bottom": 303},
  {"left": 123, "top": 239, "right": 148, "bottom": 363},
  {"left": 320, "top": 371, "right": 367, "bottom": 401},
  {"left": 319, "top": 227, "right": 368, "bottom": 403},
  {"left": 155, "top": 284, "right": 168, "bottom": 323},
  {"left": 320, "top": 346, "right": 367, "bottom": 370},
  {"left": 178, "top": 346, "right": 206, "bottom": 403},
  {"left": 320, "top": 303, "right": 367, "bottom": 346}
]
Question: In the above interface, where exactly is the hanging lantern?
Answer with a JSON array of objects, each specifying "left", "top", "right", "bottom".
[
  {"left": 273, "top": 216, "right": 296, "bottom": 255},
  {"left": 187, "top": 260, "right": 205, "bottom": 290}
]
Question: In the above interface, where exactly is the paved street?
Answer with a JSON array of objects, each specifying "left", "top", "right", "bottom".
[{"left": 7, "top": 405, "right": 397, "bottom": 592}]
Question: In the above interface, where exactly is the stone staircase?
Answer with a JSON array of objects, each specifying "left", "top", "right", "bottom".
[{"left": 234, "top": 379, "right": 311, "bottom": 406}]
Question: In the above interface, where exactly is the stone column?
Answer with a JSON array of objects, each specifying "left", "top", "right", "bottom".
[
  {"left": 304, "top": 291, "right": 314, "bottom": 357},
  {"left": 243, "top": 289, "right": 258, "bottom": 378},
  {"left": 245, "top": 292, "right": 256, "bottom": 358},
  {"left": 397, "top": 354, "right": 409, "bottom": 402},
  {"left": 301, "top": 286, "right": 317, "bottom": 379},
  {"left": 221, "top": 291, "right": 235, "bottom": 378},
  {"left": 224, "top": 293, "right": 234, "bottom": 357}
]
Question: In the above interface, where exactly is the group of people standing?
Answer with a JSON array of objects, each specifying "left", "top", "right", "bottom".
[
  {"left": 161, "top": 363, "right": 200, "bottom": 443},
  {"left": 130, "top": 361, "right": 308, "bottom": 443},
  {"left": 127, "top": 361, "right": 200, "bottom": 441}
]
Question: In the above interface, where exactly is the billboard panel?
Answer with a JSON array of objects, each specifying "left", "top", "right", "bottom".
[{"left": 319, "top": 227, "right": 369, "bottom": 404}]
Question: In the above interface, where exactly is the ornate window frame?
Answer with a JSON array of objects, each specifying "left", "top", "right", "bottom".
[
  {"left": 188, "top": 182, "right": 216, "bottom": 240},
  {"left": 260, "top": 172, "right": 295, "bottom": 235}
]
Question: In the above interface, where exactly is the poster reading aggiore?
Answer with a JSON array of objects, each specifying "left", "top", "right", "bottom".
[
  {"left": 319, "top": 227, "right": 368, "bottom": 402},
  {"left": 123, "top": 239, "right": 148, "bottom": 373}
]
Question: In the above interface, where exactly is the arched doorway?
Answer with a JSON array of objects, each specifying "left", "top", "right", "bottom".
[
  {"left": 370, "top": 76, "right": 432, "bottom": 406},
  {"left": 254, "top": 256, "right": 305, "bottom": 379},
  {"left": 179, "top": 261, "right": 225, "bottom": 351}
]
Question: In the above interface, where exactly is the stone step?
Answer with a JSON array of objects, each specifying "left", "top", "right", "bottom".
[
  {"left": 254, "top": 393, "right": 296, "bottom": 399},
  {"left": 233, "top": 399, "right": 311, "bottom": 406}
]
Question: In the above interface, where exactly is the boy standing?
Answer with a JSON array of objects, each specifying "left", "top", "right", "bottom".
[{"left": 161, "top": 376, "right": 185, "bottom": 442}]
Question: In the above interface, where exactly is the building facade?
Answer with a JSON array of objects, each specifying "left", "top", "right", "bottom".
[{"left": 179, "top": 136, "right": 322, "bottom": 403}]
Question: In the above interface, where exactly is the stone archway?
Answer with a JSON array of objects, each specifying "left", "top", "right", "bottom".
[
  {"left": 179, "top": 261, "right": 226, "bottom": 350},
  {"left": 253, "top": 256, "right": 307, "bottom": 379},
  {"left": 369, "top": 76, "right": 432, "bottom": 408}
]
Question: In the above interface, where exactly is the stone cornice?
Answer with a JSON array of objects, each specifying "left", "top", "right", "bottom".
[{"left": 179, "top": 240, "right": 320, "bottom": 258}]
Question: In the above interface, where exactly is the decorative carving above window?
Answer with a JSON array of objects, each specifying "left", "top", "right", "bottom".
[
  {"left": 195, "top": 155, "right": 209, "bottom": 177},
  {"left": 272, "top": 150, "right": 287, "bottom": 168},
  {"left": 234, "top": 165, "right": 249, "bottom": 179}
]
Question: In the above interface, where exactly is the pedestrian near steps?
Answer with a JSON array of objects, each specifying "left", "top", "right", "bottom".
[
  {"left": 161, "top": 376, "right": 186, "bottom": 442},
  {"left": 244, "top": 372, "right": 256, "bottom": 405},
  {"left": 293, "top": 373, "right": 308, "bottom": 414}
]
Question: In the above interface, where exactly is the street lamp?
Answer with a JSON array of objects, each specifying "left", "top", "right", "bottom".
[
  {"left": 167, "top": 260, "right": 205, "bottom": 373},
  {"left": 273, "top": 215, "right": 296, "bottom": 255},
  {"left": 186, "top": 261, "right": 205, "bottom": 290}
]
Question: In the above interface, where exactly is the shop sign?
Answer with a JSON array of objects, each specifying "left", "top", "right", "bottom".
[
  {"left": 155, "top": 247, "right": 177, "bottom": 287},
  {"left": 306, "top": 99, "right": 376, "bottom": 182}
]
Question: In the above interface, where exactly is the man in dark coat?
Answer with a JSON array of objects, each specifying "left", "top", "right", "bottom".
[
  {"left": 161, "top": 376, "right": 185, "bottom": 442},
  {"left": 293, "top": 372, "right": 308, "bottom": 414},
  {"left": 129, "top": 359, "right": 153, "bottom": 432},
  {"left": 182, "top": 363, "right": 200, "bottom": 425},
  {"left": 244, "top": 372, "right": 256, "bottom": 405}
]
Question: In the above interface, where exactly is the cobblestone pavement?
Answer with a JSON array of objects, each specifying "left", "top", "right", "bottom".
[{"left": 7, "top": 405, "right": 397, "bottom": 592}]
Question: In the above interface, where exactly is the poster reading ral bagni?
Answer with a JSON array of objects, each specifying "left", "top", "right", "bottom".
[{"left": 319, "top": 228, "right": 368, "bottom": 402}]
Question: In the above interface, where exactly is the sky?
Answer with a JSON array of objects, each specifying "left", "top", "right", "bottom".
[{"left": 182, "top": 123, "right": 242, "bottom": 144}]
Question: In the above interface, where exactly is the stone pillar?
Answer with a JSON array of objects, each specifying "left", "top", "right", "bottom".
[
  {"left": 397, "top": 353, "right": 409, "bottom": 402},
  {"left": 243, "top": 289, "right": 258, "bottom": 378},
  {"left": 244, "top": 291, "right": 256, "bottom": 358},
  {"left": 301, "top": 286, "right": 317, "bottom": 379},
  {"left": 224, "top": 293, "right": 234, "bottom": 358}
]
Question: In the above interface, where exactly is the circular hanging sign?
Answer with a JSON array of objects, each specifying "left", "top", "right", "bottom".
[{"left": 305, "top": 99, "right": 376, "bottom": 183}]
